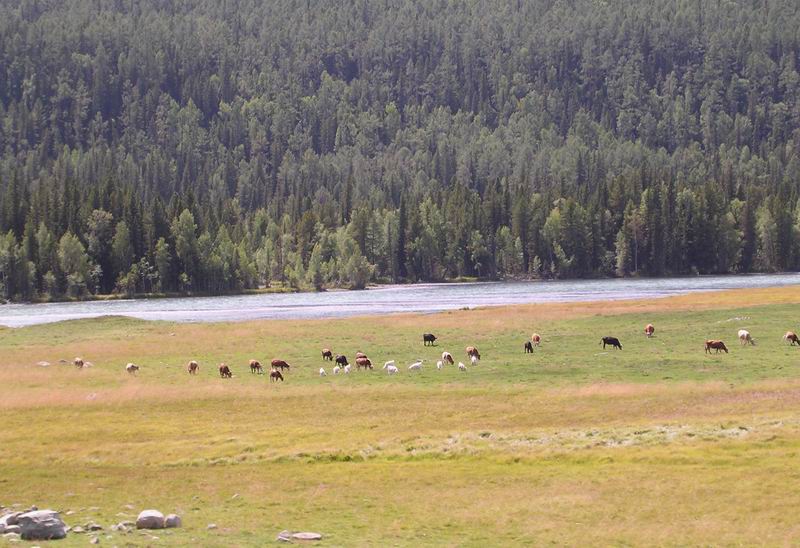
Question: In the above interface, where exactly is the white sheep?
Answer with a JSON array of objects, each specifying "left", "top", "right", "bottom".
[
  {"left": 383, "top": 360, "right": 396, "bottom": 369},
  {"left": 386, "top": 364, "right": 398, "bottom": 375},
  {"left": 408, "top": 360, "right": 423, "bottom": 371},
  {"left": 436, "top": 360, "right": 443, "bottom": 370},
  {"left": 458, "top": 362, "right": 467, "bottom": 371},
  {"left": 319, "top": 367, "right": 327, "bottom": 376},
  {"left": 333, "top": 365, "right": 341, "bottom": 375},
  {"left": 344, "top": 364, "right": 352, "bottom": 374},
  {"left": 470, "top": 355, "right": 479, "bottom": 365}
]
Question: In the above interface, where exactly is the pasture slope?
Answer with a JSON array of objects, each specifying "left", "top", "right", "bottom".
[{"left": 2, "top": 286, "right": 800, "bottom": 546}]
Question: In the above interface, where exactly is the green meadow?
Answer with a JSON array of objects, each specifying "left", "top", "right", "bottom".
[{"left": 2, "top": 286, "right": 800, "bottom": 546}]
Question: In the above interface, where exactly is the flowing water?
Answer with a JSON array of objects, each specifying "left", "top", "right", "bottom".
[{"left": 2, "top": 273, "right": 799, "bottom": 328}]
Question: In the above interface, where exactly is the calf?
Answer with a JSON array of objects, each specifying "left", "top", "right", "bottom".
[
  {"left": 705, "top": 340, "right": 729, "bottom": 354},
  {"left": 321, "top": 349, "right": 333, "bottom": 361},
  {"left": 465, "top": 346, "right": 481, "bottom": 360},
  {"left": 644, "top": 324, "right": 655, "bottom": 338},
  {"left": 531, "top": 333, "right": 541, "bottom": 346},
  {"left": 271, "top": 359, "right": 291, "bottom": 371},
  {"left": 219, "top": 364, "right": 232, "bottom": 378},
  {"left": 126, "top": 363, "right": 139, "bottom": 374},
  {"left": 601, "top": 337, "right": 622, "bottom": 350},
  {"left": 423, "top": 333, "right": 437, "bottom": 346},
  {"left": 524, "top": 341, "right": 534, "bottom": 353},
  {"left": 270, "top": 369, "right": 284, "bottom": 382},
  {"left": 784, "top": 331, "right": 800, "bottom": 346},
  {"left": 249, "top": 359, "right": 263, "bottom": 374}
]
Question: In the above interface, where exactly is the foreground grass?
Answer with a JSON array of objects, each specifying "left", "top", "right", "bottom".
[{"left": 3, "top": 286, "right": 800, "bottom": 545}]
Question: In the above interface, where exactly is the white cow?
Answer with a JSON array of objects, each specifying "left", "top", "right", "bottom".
[{"left": 738, "top": 329, "right": 755, "bottom": 346}]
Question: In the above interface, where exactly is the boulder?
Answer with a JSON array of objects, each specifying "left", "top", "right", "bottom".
[
  {"left": 17, "top": 510, "right": 67, "bottom": 540},
  {"left": 135, "top": 510, "right": 164, "bottom": 530},
  {"left": 164, "top": 514, "right": 181, "bottom": 529},
  {"left": 2, "top": 532, "right": 20, "bottom": 542},
  {"left": 0, "top": 512, "right": 21, "bottom": 527},
  {"left": 4, "top": 525, "right": 21, "bottom": 534}
]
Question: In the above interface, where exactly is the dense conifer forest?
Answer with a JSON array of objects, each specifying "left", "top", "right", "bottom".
[{"left": 1, "top": 0, "right": 800, "bottom": 300}]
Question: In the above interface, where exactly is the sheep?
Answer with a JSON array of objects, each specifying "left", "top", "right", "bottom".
[
  {"left": 436, "top": 360, "right": 443, "bottom": 370},
  {"left": 125, "top": 363, "right": 139, "bottom": 374},
  {"left": 344, "top": 364, "right": 352, "bottom": 374},
  {"left": 408, "top": 360, "right": 423, "bottom": 371},
  {"left": 319, "top": 368, "right": 327, "bottom": 377},
  {"left": 441, "top": 351, "right": 454, "bottom": 365},
  {"left": 333, "top": 365, "right": 341, "bottom": 375},
  {"left": 385, "top": 364, "right": 399, "bottom": 375},
  {"left": 470, "top": 355, "right": 479, "bottom": 365},
  {"left": 458, "top": 362, "right": 467, "bottom": 371},
  {"left": 383, "top": 360, "right": 396, "bottom": 369}
]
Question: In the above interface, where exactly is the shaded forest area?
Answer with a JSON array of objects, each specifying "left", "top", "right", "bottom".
[{"left": 1, "top": 0, "right": 800, "bottom": 301}]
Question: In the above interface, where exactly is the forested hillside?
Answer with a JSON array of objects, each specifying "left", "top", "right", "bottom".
[{"left": 1, "top": 0, "right": 800, "bottom": 300}]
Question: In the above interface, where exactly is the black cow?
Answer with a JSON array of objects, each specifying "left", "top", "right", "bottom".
[
  {"left": 423, "top": 333, "right": 437, "bottom": 346},
  {"left": 524, "top": 341, "right": 534, "bottom": 353},
  {"left": 335, "top": 354, "right": 349, "bottom": 366},
  {"left": 601, "top": 336, "right": 623, "bottom": 350}
]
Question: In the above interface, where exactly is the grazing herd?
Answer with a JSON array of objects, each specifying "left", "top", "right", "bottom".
[{"left": 67, "top": 321, "right": 800, "bottom": 382}]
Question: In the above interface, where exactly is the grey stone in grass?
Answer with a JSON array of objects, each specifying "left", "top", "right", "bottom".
[
  {"left": 17, "top": 510, "right": 67, "bottom": 540},
  {"left": 135, "top": 510, "right": 164, "bottom": 530},
  {"left": 164, "top": 514, "right": 181, "bottom": 528},
  {"left": 292, "top": 532, "right": 323, "bottom": 541}
]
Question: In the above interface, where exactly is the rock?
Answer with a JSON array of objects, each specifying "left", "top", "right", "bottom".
[
  {"left": 231, "top": 494, "right": 239, "bottom": 500},
  {"left": 164, "top": 514, "right": 181, "bottom": 529},
  {"left": 0, "top": 512, "right": 21, "bottom": 527},
  {"left": 292, "top": 532, "right": 323, "bottom": 541},
  {"left": 2, "top": 532, "right": 20, "bottom": 542},
  {"left": 206, "top": 524, "right": 217, "bottom": 530},
  {"left": 71, "top": 526, "right": 85, "bottom": 534},
  {"left": 4, "top": 525, "right": 21, "bottom": 534},
  {"left": 135, "top": 510, "right": 164, "bottom": 530},
  {"left": 276, "top": 530, "right": 292, "bottom": 542},
  {"left": 17, "top": 510, "right": 67, "bottom": 540},
  {"left": 37, "top": 361, "right": 50, "bottom": 367},
  {"left": 86, "top": 522, "right": 103, "bottom": 531}
]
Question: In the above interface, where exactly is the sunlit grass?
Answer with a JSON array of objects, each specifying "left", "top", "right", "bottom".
[{"left": 3, "top": 285, "right": 800, "bottom": 545}]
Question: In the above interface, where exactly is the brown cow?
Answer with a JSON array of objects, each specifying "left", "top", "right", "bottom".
[
  {"left": 644, "top": 324, "right": 655, "bottom": 338},
  {"left": 355, "top": 351, "right": 368, "bottom": 360},
  {"left": 187, "top": 360, "right": 199, "bottom": 374},
  {"left": 271, "top": 359, "right": 291, "bottom": 371},
  {"left": 219, "top": 363, "right": 233, "bottom": 378},
  {"left": 322, "top": 348, "right": 333, "bottom": 361},
  {"left": 356, "top": 357, "right": 373, "bottom": 370},
  {"left": 784, "top": 331, "right": 800, "bottom": 346},
  {"left": 531, "top": 333, "right": 541, "bottom": 346},
  {"left": 73, "top": 357, "right": 85, "bottom": 368},
  {"left": 466, "top": 346, "right": 481, "bottom": 360},
  {"left": 270, "top": 369, "right": 284, "bottom": 382},
  {"left": 249, "top": 359, "right": 263, "bottom": 374},
  {"left": 705, "top": 340, "right": 728, "bottom": 354},
  {"left": 441, "top": 351, "right": 455, "bottom": 365}
]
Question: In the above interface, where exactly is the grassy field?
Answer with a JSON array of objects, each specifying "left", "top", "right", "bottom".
[{"left": 3, "top": 286, "right": 800, "bottom": 546}]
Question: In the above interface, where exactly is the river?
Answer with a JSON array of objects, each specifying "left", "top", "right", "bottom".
[{"left": 1, "top": 273, "right": 799, "bottom": 328}]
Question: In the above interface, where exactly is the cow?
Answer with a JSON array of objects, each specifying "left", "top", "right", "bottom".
[
  {"left": 784, "top": 331, "right": 800, "bottom": 346},
  {"left": 644, "top": 324, "right": 655, "bottom": 338},
  {"left": 270, "top": 369, "right": 284, "bottom": 382},
  {"left": 601, "top": 337, "right": 622, "bottom": 350},
  {"left": 73, "top": 357, "right": 85, "bottom": 368},
  {"left": 524, "top": 341, "right": 534, "bottom": 353},
  {"left": 249, "top": 359, "right": 263, "bottom": 374},
  {"left": 531, "top": 333, "right": 541, "bottom": 346},
  {"left": 321, "top": 349, "right": 333, "bottom": 361},
  {"left": 271, "top": 359, "right": 291, "bottom": 371},
  {"left": 355, "top": 351, "right": 368, "bottom": 360},
  {"left": 738, "top": 329, "right": 755, "bottom": 346},
  {"left": 356, "top": 357, "right": 373, "bottom": 370},
  {"left": 423, "top": 333, "right": 437, "bottom": 346},
  {"left": 705, "top": 340, "right": 728, "bottom": 354},
  {"left": 125, "top": 363, "right": 139, "bottom": 374},
  {"left": 219, "top": 363, "right": 232, "bottom": 378},
  {"left": 465, "top": 346, "right": 481, "bottom": 360},
  {"left": 187, "top": 360, "right": 199, "bottom": 374},
  {"left": 335, "top": 355, "right": 349, "bottom": 366},
  {"left": 441, "top": 351, "right": 454, "bottom": 365}
]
